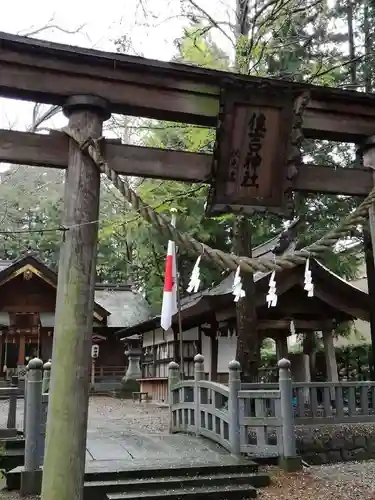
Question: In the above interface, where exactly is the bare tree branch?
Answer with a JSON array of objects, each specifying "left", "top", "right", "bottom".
[
  {"left": 19, "top": 14, "right": 85, "bottom": 38},
  {"left": 185, "top": 0, "right": 236, "bottom": 48}
]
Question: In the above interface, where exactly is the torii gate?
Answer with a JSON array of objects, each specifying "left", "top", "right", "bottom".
[{"left": 1, "top": 31, "right": 375, "bottom": 500}]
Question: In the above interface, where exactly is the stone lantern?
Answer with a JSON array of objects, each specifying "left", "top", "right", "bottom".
[{"left": 121, "top": 334, "right": 142, "bottom": 385}]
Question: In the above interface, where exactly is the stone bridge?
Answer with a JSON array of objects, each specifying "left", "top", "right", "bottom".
[{"left": 3, "top": 354, "right": 375, "bottom": 499}]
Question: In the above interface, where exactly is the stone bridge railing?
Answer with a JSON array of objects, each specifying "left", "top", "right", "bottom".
[
  {"left": 169, "top": 355, "right": 299, "bottom": 470},
  {"left": 241, "top": 380, "right": 375, "bottom": 425}
]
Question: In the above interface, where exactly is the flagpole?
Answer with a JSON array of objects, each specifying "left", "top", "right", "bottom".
[{"left": 171, "top": 209, "right": 184, "bottom": 379}]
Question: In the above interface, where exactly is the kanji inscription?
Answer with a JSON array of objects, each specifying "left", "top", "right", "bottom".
[{"left": 206, "top": 88, "right": 296, "bottom": 216}]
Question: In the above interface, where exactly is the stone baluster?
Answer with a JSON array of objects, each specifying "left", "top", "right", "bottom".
[
  {"left": 21, "top": 358, "right": 43, "bottom": 495},
  {"left": 23, "top": 365, "right": 29, "bottom": 435},
  {"left": 7, "top": 376, "right": 18, "bottom": 430},
  {"left": 228, "top": 360, "right": 241, "bottom": 457},
  {"left": 194, "top": 354, "right": 204, "bottom": 436},
  {"left": 278, "top": 358, "right": 301, "bottom": 471},
  {"left": 168, "top": 361, "right": 180, "bottom": 433},
  {"left": 42, "top": 361, "right": 52, "bottom": 393}
]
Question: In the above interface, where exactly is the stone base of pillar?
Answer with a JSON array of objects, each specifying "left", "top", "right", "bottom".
[
  {"left": 21, "top": 469, "right": 42, "bottom": 495},
  {"left": 278, "top": 455, "right": 302, "bottom": 472}
]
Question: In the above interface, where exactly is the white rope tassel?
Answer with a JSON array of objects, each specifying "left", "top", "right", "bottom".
[
  {"left": 187, "top": 255, "right": 201, "bottom": 293},
  {"left": 304, "top": 258, "right": 314, "bottom": 297},
  {"left": 266, "top": 271, "right": 278, "bottom": 308},
  {"left": 232, "top": 266, "right": 246, "bottom": 302},
  {"left": 290, "top": 320, "right": 296, "bottom": 336}
]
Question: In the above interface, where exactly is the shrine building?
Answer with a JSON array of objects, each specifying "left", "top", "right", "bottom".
[
  {"left": 0, "top": 253, "right": 152, "bottom": 381},
  {"left": 121, "top": 257, "right": 369, "bottom": 403}
]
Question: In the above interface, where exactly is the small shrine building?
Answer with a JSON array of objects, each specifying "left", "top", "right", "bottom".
[{"left": 0, "top": 253, "right": 152, "bottom": 381}]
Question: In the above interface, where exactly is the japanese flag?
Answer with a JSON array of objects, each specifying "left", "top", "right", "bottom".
[{"left": 160, "top": 238, "right": 178, "bottom": 331}]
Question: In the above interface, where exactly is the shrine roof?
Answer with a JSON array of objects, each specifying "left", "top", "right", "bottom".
[
  {"left": 0, "top": 253, "right": 153, "bottom": 329},
  {"left": 123, "top": 257, "right": 369, "bottom": 335},
  {"left": 94, "top": 288, "right": 153, "bottom": 329}
]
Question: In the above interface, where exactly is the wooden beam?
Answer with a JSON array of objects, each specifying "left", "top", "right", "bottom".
[
  {"left": 258, "top": 319, "right": 334, "bottom": 331},
  {"left": 1, "top": 32, "right": 375, "bottom": 140},
  {"left": 0, "top": 130, "right": 373, "bottom": 196},
  {"left": 293, "top": 164, "right": 373, "bottom": 196},
  {"left": 0, "top": 130, "right": 211, "bottom": 183},
  {"left": 0, "top": 130, "right": 66, "bottom": 169}
]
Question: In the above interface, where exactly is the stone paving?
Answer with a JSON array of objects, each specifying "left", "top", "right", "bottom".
[{"left": 0, "top": 397, "right": 231, "bottom": 468}]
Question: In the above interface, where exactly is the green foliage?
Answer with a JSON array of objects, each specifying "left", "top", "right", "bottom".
[
  {"left": 0, "top": 165, "right": 134, "bottom": 284},
  {"left": 173, "top": 24, "right": 230, "bottom": 70}
]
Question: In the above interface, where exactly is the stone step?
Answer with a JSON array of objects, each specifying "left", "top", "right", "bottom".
[
  {"left": 6, "top": 459, "right": 260, "bottom": 491},
  {"left": 84, "top": 472, "right": 270, "bottom": 500},
  {"left": 2, "top": 437, "right": 25, "bottom": 450},
  {"left": 106, "top": 483, "right": 258, "bottom": 499},
  {"left": 84, "top": 460, "right": 259, "bottom": 483},
  {"left": 0, "top": 448, "right": 25, "bottom": 472}
]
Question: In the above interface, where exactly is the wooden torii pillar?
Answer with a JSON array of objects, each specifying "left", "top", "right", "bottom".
[
  {"left": 362, "top": 137, "right": 375, "bottom": 380},
  {"left": 41, "top": 96, "right": 110, "bottom": 500}
]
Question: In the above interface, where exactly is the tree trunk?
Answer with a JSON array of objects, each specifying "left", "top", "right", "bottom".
[
  {"left": 233, "top": 216, "right": 260, "bottom": 381},
  {"left": 233, "top": 0, "right": 260, "bottom": 382}
]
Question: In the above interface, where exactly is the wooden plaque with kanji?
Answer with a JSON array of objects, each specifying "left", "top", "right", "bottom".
[{"left": 206, "top": 86, "right": 297, "bottom": 216}]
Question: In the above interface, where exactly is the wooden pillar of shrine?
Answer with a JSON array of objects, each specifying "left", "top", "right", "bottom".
[
  {"left": 275, "top": 331, "right": 289, "bottom": 360},
  {"left": 322, "top": 328, "right": 338, "bottom": 399},
  {"left": 41, "top": 96, "right": 110, "bottom": 500},
  {"left": 322, "top": 329, "right": 338, "bottom": 380},
  {"left": 362, "top": 137, "right": 375, "bottom": 380},
  {"left": 17, "top": 333, "right": 25, "bottom": 366},
  {"left": 210, "top": 333, "right": 218, "bottom": 381}
]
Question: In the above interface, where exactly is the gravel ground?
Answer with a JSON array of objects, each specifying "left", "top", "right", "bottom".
[
  {"left": 259, "top": 463, "right": 375, "bottom": 500},
  {"left": 86, "top": 397, "right": 169, "bottom": 433},
  {"left": 1, "top": 397, "right": 375, "bottom": 499}
]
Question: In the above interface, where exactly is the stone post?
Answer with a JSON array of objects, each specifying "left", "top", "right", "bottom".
[
  {"left": 228, "top": 360, "right": 241, "bottom": 457},
  {"left": 194, "top": 354, "right": 204, "bottom": 436},
  {"left": 21, "top": 358, "right": 43, "bottom": 495},
  {"left": 278, "top": 358, "right": 301, "bottom": 471},
  {"left": 7, "top": 376, "right": 18, "bottom": 430},
  {"left": 168, "top": 361, "right": 180, "bottom": 433},
  {"left": 42, "top": 361, "right": 52, "bottom": 393}
]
